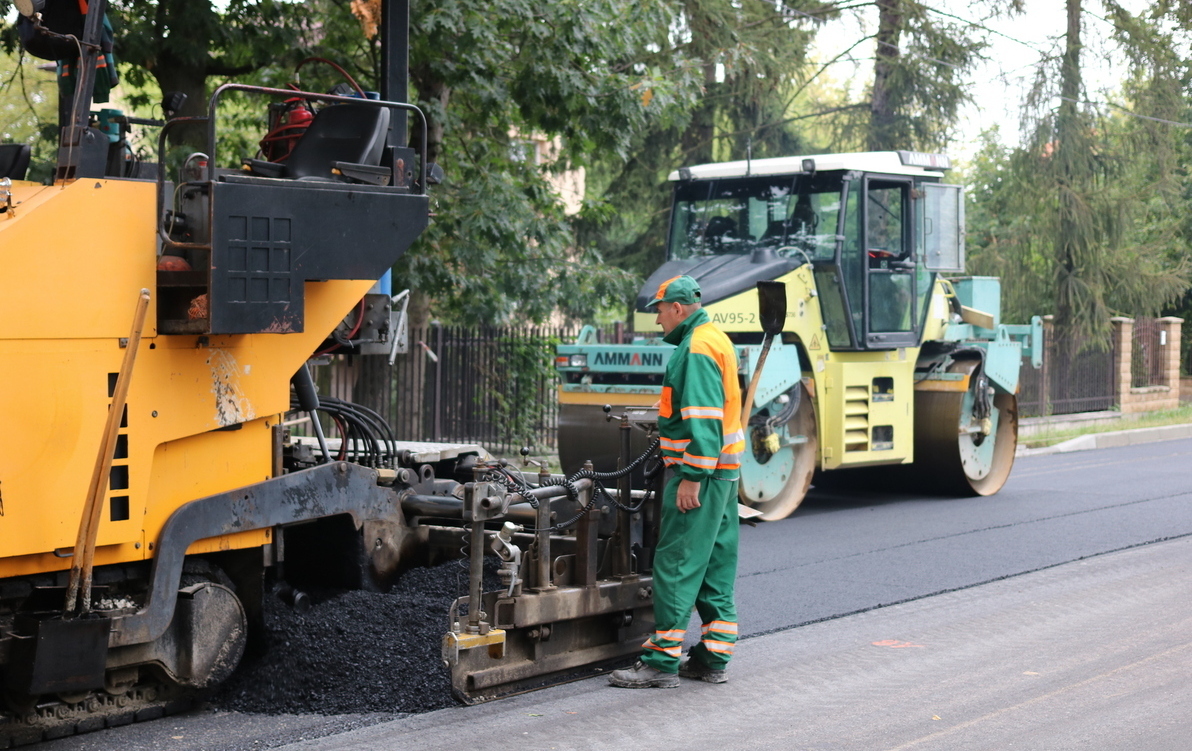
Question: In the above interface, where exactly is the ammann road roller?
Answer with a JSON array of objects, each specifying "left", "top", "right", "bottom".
[{"left": 558, "top": 151, "right": 1042, "bottom": 520}]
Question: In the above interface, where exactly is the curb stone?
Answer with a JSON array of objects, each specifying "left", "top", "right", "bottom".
[{"left": 1017, "top": 423, "right": 1192, "bottom": 457}]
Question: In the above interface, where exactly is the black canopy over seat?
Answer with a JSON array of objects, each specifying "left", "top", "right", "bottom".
[
  {"left": 0, "top": 144, "right": 31, "bottom": 181},
  {"left": 243, "top": 103, "right": 392, "bottom": 186}
]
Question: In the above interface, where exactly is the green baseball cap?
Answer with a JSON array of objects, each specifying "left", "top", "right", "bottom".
[{"left": 646, "top": 275, "right": 702, "bottom": 308}]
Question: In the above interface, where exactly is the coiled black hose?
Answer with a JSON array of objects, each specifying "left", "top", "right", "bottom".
[
  {"left": 538, "top": 437, "right": 661, "bottom": 532},
  {"left": 288, "top": 391, "right": 399, "bottom": 468}
]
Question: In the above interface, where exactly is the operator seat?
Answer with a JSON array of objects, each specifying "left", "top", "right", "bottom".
[
  {"left": 0, "top": 144, "right": 31, "bottom": 181},
  {"left": 761, "top": 198, "right": 817, "bottom": 250},
  {"left": 703, "top": 215, "right": 742, "bottom": 252},
  {"left": 243, "top": 103, "right": 392, "bottom": 186}
]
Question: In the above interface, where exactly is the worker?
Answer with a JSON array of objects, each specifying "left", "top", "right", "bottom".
[
  {"left": 15, "top": 0, "right": 119, "bottom": 130},
  {"left": 609, "top": 275, "right": 744, "bottom": 689}
]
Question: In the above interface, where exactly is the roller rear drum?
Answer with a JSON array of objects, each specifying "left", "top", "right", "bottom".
[{"left": 913, "top": 359, "right": 1017, "bottom": 496}]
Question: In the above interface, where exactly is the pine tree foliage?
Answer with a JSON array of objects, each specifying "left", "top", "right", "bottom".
[
  {"left": 577, "top": 0, "right": 832, "bottom": 282},
  {"left": 1106, "top": 0, "right": 1192, "bottom": 371},
  {"left": 966, "top": 0, "right": 1190, "bottom": 345},
  {"left": 864, "top": 0, "right": 984, "bottom": 151}
]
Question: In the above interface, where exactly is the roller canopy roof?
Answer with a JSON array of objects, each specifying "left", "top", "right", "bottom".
[{"left": 668, "top": 151, "right": 950, "bottom": 181}]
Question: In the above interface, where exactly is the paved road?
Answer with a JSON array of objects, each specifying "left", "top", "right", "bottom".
[
  {"left": 45, "top": 437, "right": 1192, "bottom": 750},
  {"left": 741, "top": 437, "right": 1192, "bottom": 636}
]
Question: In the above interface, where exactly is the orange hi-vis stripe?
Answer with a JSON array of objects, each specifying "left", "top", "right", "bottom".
[
  {"left": 642, "top": 640, "right": 682, "bottom": 657},
  {"left": 702, "top": 638, "right": 736, "bottom": 654},
  {"left": 702, "top": 621, "right": 738, "bottom": 635}
]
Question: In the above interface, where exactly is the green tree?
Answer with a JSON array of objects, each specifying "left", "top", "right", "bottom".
[
  {"left": 965, "top": 0, "right": 1190, "bottom": 344},
  {"left": 864, "top": 0, "right": 989, "bottom": 151},
  {"left": 393, "top": 0, "right": 701, "bottom": 324},
  {"left": 0, "top": 48, "right": 57, "bottom": 180},
  {"left": 576, "top": 0, "right": 829, "bottom": 284},
  {"left": 2, "top": 0, "right": 680, "bottom": 323},
  {"left": 1104, "top": 0, "right": 1192, "bottom": 371},
  {"left": 112, "top": 1, "right": 312, "bottom": 119},
  {"left": 581, "top": 0, "right": 999, "bottom": 291}
]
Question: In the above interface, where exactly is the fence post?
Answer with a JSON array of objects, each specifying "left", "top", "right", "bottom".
[
  {"left": 1111, "top": 317, "right": 1133, "bottom": 413},
  {"left": 1040, "top": 315, "right": 1053, "bottom": 415},
  {"left": 1158, "top": 317, "right": 1183, "bottom": 402},
  {"left": 433, "top": 322, "right": 444, "bottom": 441}
]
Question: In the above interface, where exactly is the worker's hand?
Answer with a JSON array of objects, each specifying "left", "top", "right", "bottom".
[{"left": 676, "top": 479, "right": 702, "bottom": 513}]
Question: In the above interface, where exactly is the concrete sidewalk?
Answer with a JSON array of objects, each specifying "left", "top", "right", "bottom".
[{"left": 278, "top": 536, "right": 1192, "bottom": 751}]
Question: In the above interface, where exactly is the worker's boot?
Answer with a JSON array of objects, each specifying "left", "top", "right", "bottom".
[
  {"left": 608, "top": 660, "right": 679, "bottom": 688},
  {"left": 679, "top": 656, "right": 728, "bottom": 684}
]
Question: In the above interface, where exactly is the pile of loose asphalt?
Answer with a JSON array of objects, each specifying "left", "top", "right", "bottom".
[{"left": 212, "top": 560, "right": 492, "bottom": 716}]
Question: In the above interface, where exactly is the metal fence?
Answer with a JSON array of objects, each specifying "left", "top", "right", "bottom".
[
  {"left": 1130, "top": 317, "right": 1167, "bottom": 388},
  {"left": 311, "top": 325, "right": 581, "bottom": 452},
  {"left": 1018, "top": 331, "right": 1116, "bottom": 417},
  {"left": 310, "top": 322, "right": 1131, "bottom": 445}
]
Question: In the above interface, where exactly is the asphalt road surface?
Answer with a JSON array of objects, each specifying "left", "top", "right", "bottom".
[{"left": 45, "top": 437, "right": 1192, "bottom": 750}]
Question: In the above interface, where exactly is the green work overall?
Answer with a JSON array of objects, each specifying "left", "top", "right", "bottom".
[{"left": 640, "top": 471, "right": 740, "bottom": 673}]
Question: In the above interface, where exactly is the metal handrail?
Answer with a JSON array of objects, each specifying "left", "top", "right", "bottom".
[
  {"left": 205, "top": 83, "right": 428, "bottom": 190},
  {"left": 155, "top": 116, "right": 210, "bottom": 252}
]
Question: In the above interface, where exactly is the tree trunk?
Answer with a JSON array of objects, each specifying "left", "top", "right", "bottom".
[
  {"left": 1053, "top": 0, "right": 1083, "bottom": 337},
  {"left": 410, "top": 64, "right": 450, "bottom": 163},
  {"left": 680, "top": 62, "right": 717, "bottom": 164},
  {"left": 678, "top": 1, "right": 717, "bottom": 165},
  {"left": 407, "top": 289, "right": 433, "bottom": 329},
  {"left": 868, "top": 0, "right": 903, "bottom": 151},
  {"left": 152, "top": 61, "right": 210, "bottom": 149}
]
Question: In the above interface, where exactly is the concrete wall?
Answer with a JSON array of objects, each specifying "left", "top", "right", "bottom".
[{"left": 1110, "top": 317, "right": 1184, "bottom": 414}]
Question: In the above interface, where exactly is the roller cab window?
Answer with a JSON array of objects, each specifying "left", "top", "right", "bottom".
[
  {"left": 863, "top": 178, "right": 919, "bottom": 348},
  {"left": 668, "top": 173, "right": 847, "bottom": 262},
  {"left": 814, "top": 174, "right": 932, "bottom": 351}
]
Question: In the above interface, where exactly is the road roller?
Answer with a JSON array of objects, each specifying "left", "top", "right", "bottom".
[
  {"left": 0, "top": 0, "right": 666, "bottom": 742},
  {"left": 558, "top": 151, "right": 1043, "bottom": 520}
]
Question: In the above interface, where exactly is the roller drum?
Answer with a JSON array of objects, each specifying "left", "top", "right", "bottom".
[
  {"left": 558, "top": 403, "right": 653, "bottom": 487},
  {"left": 912, "top": 359, "right": 1018, "bottom": 496},
  {"left": 739, "top": 381, "right": 818, "bottom": 521}
]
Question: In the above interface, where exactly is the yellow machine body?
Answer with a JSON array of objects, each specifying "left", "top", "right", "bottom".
[
  {"left": 619, "top": 264, "right": 950, "bottom": 470},
  {"left": 0, "top": 179, "right": 372, "bottom": 577}
]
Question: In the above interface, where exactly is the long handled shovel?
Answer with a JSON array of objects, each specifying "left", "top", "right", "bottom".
[
  {"left": 740, "top": 281, "right": 787, "bottom": 424},
  {"left": 737, "top": 281, "right": 786, "bottom": 521}
]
